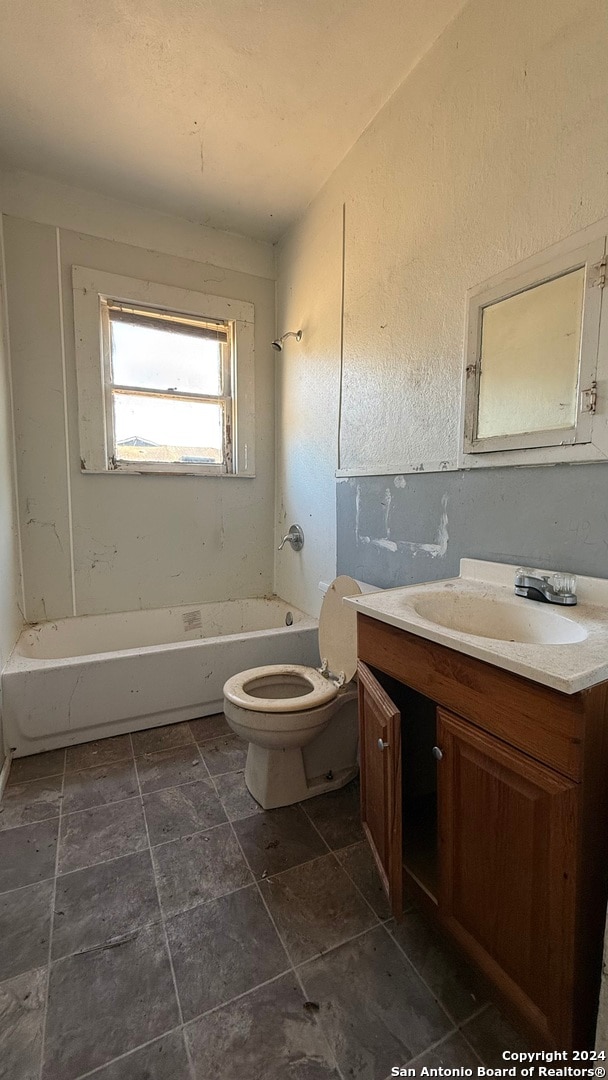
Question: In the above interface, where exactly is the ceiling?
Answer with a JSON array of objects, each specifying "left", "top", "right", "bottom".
[{"left": 0, "top": 0, "right": 467, "bottom": 242}]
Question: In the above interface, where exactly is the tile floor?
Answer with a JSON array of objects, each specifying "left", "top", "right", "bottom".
[{"left": 0, "top": 716, "right": 530, "bottom": 1080}]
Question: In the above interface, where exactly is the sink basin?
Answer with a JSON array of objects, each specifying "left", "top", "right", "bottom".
[{"left": 412, "top": 592, "right": 588, "bottom": 645}]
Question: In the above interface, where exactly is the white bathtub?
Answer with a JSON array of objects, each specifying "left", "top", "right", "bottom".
[{"left": 2, "top": 597, "right": 319, "bottom": 757}]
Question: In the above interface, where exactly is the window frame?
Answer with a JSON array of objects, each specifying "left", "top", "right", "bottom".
[{"left": 72, "top": 267, "right": 255, "bottom": 477}]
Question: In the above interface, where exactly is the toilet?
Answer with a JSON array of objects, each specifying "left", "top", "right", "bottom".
[{"left": 223, "top": 576, "right": 368, "bottom": 809}]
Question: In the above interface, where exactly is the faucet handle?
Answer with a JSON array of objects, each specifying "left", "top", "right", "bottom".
[
  {"left": 549, "top": 573, "right": 577, "bottom": 597},
  {"left": 277, "top": 524, "right": 304, "bottom": 552}
]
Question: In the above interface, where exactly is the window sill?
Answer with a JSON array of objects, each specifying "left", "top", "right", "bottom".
[{"left": 80, "top": 464, "right": 255, "bottom": 478}]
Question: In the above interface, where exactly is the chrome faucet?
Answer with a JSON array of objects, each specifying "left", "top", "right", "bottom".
[
  {"left": 514, "top": 568, "right": 577, "bottom": 606},
  {"left": 278, "top": 524, "right": 304, "bottom": 552}
]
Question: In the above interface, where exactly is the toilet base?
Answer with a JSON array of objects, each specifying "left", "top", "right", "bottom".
[{"left": 244, "top": 742, "right": 358, "bottom": 810}]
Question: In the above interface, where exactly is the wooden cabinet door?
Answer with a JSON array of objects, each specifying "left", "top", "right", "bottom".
[
  {"left": 437, "top": 707, "right": 578, "bottom": 1045},
  {"left": 358, "top": 661, "right": 402, "bottom": 917}
]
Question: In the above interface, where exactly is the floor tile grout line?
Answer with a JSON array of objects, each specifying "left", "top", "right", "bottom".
[
  {"left": 294, "top": 920, "right": 390, "bottom": 973},
  {"left": 4, "top": 771, "right": 65, "bottom": 791},
  {"left": 181, "top": 967, "right": 292, "bottom": 1028},
  {"left": 298, "top": 800, "right": 387, "bottom": 927},
  {"left": 130, "top": 731, "right": 187, "bottom": 1039},
  {"left": 2, "top": 749, "right": 244, "bottom": 830},
  {"left": 0, "top": 906, "right": 387, "bottom": 994},
  {"left": 0, "top": 810, "right": 62, "bottom": 834},
  {"left": 260, "top": 846, "right": 355, "bottom": 886},
  {"left": 5, "top": 813, "right": 234, "bottom": 895},
  {"left": 290, "top": 965, "right": 347, "bottom": 1080},
  {"left": 70, "top": 1024, "right": 184, "bottom": 1080},
  {"left": 151, "top": 878, "right": 259, "bottom": 925},
  {"left": 210, "top": 773, "right": 348, "bottom": 1080},
  {"left": 457, "top": 1004, "right": 493, "bottom": 1066},
  {"left": 383, "top": 918, "right": 476, "bottom": 1033},
  {"left": 133, "top": 743, "right": 201, "bottom": 777},
  {"left": 64, "top": 754, "right": 134, "bottom": 776},
  {"left": 404, "top": 1025, "right": 474, "bottom": 1069},
  {"left": 54, "top": 791, "right": 142, "bottom": 822},
  {"left": 296, "top": 800, "right": 334, "bottom": 856},
  {"left": 38, "top": 751, "right": 66, "bottom": 1080},
  {"left": 0, "top": 876, "right": 56, "bottom": 901},
  {"left": 60, "top": 771, "right": 214, "bottom": 822}
]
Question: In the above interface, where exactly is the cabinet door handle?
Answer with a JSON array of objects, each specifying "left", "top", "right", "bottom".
[
  {"left": 378, "top": 738, "right": 389, "bottom": 751},
  {"left": 432, "top": 746, "right": 444, "bottom": 760}
]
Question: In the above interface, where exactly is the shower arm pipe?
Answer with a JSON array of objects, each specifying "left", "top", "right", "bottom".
[{"left": 271, "top": 330, "right": 303, "bottom": 351}]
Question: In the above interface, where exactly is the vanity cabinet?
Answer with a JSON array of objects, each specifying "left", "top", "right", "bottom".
[{"left": 356, "top": 613, "right": 608, "bottom": 1051}]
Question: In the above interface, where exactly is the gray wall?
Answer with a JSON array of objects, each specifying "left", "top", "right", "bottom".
[{"left": 337, "top": 464, "right": 608, "bottom": 588}]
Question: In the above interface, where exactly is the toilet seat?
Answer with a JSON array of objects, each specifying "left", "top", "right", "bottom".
[{"left": 223, "top": 663, "right": 339, "bottom": 713}]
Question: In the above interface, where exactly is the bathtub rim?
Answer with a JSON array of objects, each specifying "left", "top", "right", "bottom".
[{"left": 6, "top": 596, "right": 317, "bottom": 669}]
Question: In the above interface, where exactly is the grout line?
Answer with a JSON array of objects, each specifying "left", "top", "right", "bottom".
[
  {"left": 295, "top": 801, "right": 332, "bottom": 855},
  {"left": 2, "top": 868, "right": 262, "bottom": 980},
  {"left": 382, "top": 918, "right": 471, "bottom": 1033},
  {"left": 404, "top": 1027, "right": 466, "bottom": 1069},
  {"left": 210, "top": 772, "right": 347, "bottom": 1080},
  {"left": 133, "top": 746, "right": 207, "bottom": 795},
  {"left": 294, "top": 921, "right": 386, "bottom": 972},
  {"left": 55, "top": 227, "right": 77, "bottom": 618},
  {"left": 64, "top": 753, "right": 134, "bottom": 775},
  {"left": 60, "top": 790, "right": 141, "bottom": 820},
  {"left": 71, "top": 1026, "right": 185, "bottom": 1080},
  {"left": 291, "top": 964, "right": 347, "bottom": 1080},
  {"left": 132, "top": 739, "right": 197, "bottom": 763},
  {"left": 130, "top": 733, "right": 187, "bottom": 1037},
  {"left": 457, "top": 1004, "right": 492, "bottom": 1066},
  {"left": 4, "top": 769, "right": 65, "bottom": 790},
  {"left": 297, "top": 800, "right": 386, "bottom": 926},
  {"left": 0, "top": 748, "right": 14, "bottom": 801},
  {"left": 0, "top": 214, "right": 27, "bottom": 622},
  {"left": 182, "top": 968, "right": 291, "bottom": 1029},
  {"left": 0, "top": 876, "right": 55, "bottom": 902},
  {"left": 149, "top": 878, "right": 257, "bottom": 925},
  {"left": 0, "top": 810, "right": 61, "bottom": 834},
  {"left": 38, "top": 744, "right": 66, "bottom": 1079}
]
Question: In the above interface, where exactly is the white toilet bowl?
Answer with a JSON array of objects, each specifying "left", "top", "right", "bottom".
[{"left": 223, "top": 576, "right": 369, "bottom": 810}]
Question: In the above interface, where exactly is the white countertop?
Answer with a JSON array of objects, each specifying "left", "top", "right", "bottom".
[{"left": 345, "top": 559, "right": 608, "bottom": 695}]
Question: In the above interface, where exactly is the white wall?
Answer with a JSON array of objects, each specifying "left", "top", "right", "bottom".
[
  {"left": 275, "top": 0, "right": 608, "bottom": 616},
  {"left": 274, "top": 198, "right": 343, "bottom": 617},
  {"left": 0, "top": 220, "right": 23, "bottom": 762},
  {"left": 1, "top": 173, "right": 276, "bottom": 621}
]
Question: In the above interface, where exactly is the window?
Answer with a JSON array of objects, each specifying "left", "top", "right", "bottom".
[
  {"left": 461, "top": 235, "right": 607, "bottom": 465},
  {"left": 72, "top": 268, "right": 255, "bottom": 476},
  {"left": 104, "top": 301, "right": 233, "bottom": 470}
]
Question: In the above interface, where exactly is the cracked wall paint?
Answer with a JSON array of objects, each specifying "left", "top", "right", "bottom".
[
  {"left": 339, "top": 466, "right": 608, "bottom": 590},
  {"left": 355, "top": 482, "right": 448, "bottom": 560},
  {"left": 3, "top": 210, "right": 276, "bottom": 621}
]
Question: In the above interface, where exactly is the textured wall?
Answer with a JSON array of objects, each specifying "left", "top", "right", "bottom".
[
  {"left": 3, "top": 210, "right": 276, "bottom": 621},
  {"left": 276, "top": 0, "right": 608, "bottom": 617},
  {"left": 0, "top": 222, "right": 22, "bottom": 759},
  {"left": 337, "top": 465, "right": 608, "bottom": 588},
  {"left": 274, "top": 197, "right": 343, "bottom": 618}
]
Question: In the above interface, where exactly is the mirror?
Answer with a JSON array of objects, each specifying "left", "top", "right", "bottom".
[
  {"left": 462, "top": 234, "right": 606, "bottom": 461},
  {"left": 476, "top": 266, "right": 585, "bottom": 439}
]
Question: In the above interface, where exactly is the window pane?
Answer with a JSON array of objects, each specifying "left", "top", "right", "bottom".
[
  {"left": 477, "top": 267, "right": 585, "bottom": 439},
  {"left": 110, "top": 318, "right": 221, "bottom": 395},
  {"left": 113, "top": 393, "right": 223, "bottom": 464}
]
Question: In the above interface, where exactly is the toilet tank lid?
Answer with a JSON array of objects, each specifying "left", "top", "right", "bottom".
[{"left": 318, "top": 575, "right": 362, "bottom": 684}]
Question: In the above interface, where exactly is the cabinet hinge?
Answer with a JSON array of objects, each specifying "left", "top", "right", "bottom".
[
  {"left": 580, "top": 380, "right": 598, "bottom": 414},
  {"left": 592, "top": 257, "right": 607, "bottom": 289}
]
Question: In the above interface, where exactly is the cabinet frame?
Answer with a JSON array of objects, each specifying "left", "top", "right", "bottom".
[{"left": 356, "top": 612, "right": 608, "bottom": 1050}]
